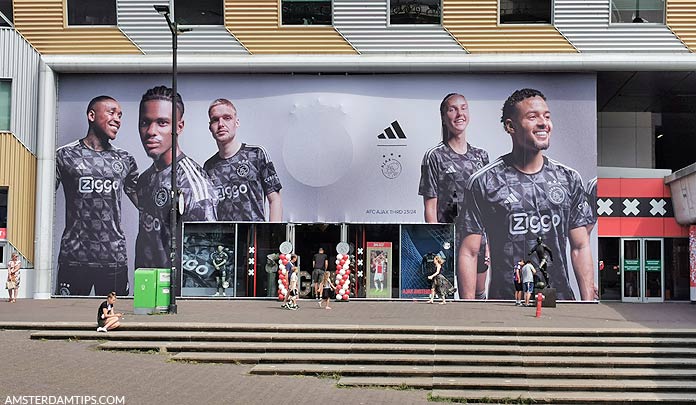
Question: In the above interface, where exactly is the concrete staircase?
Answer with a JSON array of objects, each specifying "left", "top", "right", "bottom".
[{"left": 29, "top": 324, "right": 696, "bottom": 403}]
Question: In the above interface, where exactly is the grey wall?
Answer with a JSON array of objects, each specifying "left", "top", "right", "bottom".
[{"left": 598, "top": 112, "right": 654, "bottom": 168}]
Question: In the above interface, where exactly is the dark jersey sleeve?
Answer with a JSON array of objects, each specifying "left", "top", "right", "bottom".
[
  {"left": 568, "top": 171, "right": 595, "bottom": 230},
  {"left": 260, "top": 158, "right": 282, "bottom": 196},
  {"left": 184, "top": 197, "right": 218, "bottom": 222},
  {"left": 458, "top": 179, "right": 485, "bottom": 236},
  {"left": 55, "top": 150, "right": 64, "bottom": 191},
  {"left": 418, "top": 151, "right": 438, "bottom": 198},
  {"left": 124, "top": 154, "right": 139, "bottom": 206}
]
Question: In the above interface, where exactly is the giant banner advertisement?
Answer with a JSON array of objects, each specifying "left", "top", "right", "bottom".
[{"left": 53, "top": 73, "right": 597, "bottom": 300}]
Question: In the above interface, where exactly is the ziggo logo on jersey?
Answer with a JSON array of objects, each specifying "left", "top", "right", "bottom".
[
  {"left": 216, "top": 184, "right": 248, "bottom": 199},
  {"left": 508, "top": 213, "right": 561, "bottom": 235},
  {"left": 79, "top": 177, "right": 120, "bottom": 193}
]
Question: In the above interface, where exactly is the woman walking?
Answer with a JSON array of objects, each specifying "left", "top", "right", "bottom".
[
  {"left": 6, "top": 252, "right": 20, "bottom": 303},
  {"left": 428, "top": 255, "right": 456, "bottom": 305}
]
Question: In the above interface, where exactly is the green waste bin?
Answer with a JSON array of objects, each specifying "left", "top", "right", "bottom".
[
  {"left": 155, "top": 268, "right": 171, "bottom": 313},
  {"left": 133, "top": 269, "right": 157, "bottom": 315}
]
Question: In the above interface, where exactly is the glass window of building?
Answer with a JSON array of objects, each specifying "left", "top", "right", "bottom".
[
  {"left": 0, "top": 0, "right": 12, "bottom": 26},
  {"left": 174, "top": 0, "right": 223, "bottom": 25},
  {"left": 0, "top": 188, "right": 7, "bottom": 230},
  {"left": 281, "top": 0, "right": 332, "bottom": 26},
  {"left": 611, "top": 0, "right": 664, "bottom": 23},
  {"left": 499, "top": 0, "right": 552, "bottom": 24},
  {"left": 66, "top": 0, "right": 117, "bottom": 26},
  {"left": 390, "top": 0, "right": 441, "bottom": 25},
  {"left": 0, "top": 80, "right": 10, "bottom": 131}
]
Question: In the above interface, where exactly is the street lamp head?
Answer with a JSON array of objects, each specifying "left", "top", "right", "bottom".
[{"left": 153, "top": 5, "right": 170, "bottom": 17}]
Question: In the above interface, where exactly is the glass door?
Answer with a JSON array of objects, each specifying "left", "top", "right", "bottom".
[
  {"left": 643, "top": 239, "right": 663, "bottom": 302},
  {"left": 621, "top": 238, "right": 664, "bottom": 302},
  {"left": 621, "top": 239, "right": 641, "bottom": 302}
]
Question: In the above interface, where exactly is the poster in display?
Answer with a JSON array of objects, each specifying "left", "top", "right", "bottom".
[
  {"left": 366, "top": 242, "right": 392, "bottom": 298},
  {"left": 53, "top": 73, "right": 597, "bottom": 300},
  {"left": 400, "top": 224, "right": 455, "bottom": 299}
]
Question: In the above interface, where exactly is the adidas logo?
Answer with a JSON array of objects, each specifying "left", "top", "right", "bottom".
[
  {"left": 504, "top": 194, "right": 519, "bottom": 204},
  {"left": 445, "top": 166, "right": 457, "bottom": 174},
  {"left": 76, "top": 162, "right": 87, "bottom": 171},
  {"left": 377, "top": 121, "right": 407, "bottom": 140}
]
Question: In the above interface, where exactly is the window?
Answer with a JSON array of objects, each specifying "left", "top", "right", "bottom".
[
  {"left": 611, "top": 0, "right": 664, "bottom": 24},
  {"left": 281, "top": 0, "right": 332, "bottom": 26},
  {"left": 0, "top": 80, "right": 10, "bottom": 131},
  {"left": 0, "top": 0, "right": 12, "bottom": 26},
  {"left": 390, "top": 0, "right": 441, "bottom": 25},
  {"left": 499, "top": 0, "right": 552, "bottom": 24},
  {"left": 174, "top": 0, "right": 223, "bottom": 25},
  {"left": 67, "top": 0, "right": 116, "bottom": 26}
]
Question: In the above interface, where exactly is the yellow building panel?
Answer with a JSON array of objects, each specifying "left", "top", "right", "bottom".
[
  {"left": 13, "top": 0, "right": 141, "bottom": 54},
  {"left": 0, "top": 133, "right": 36, "bottom": 263},
  {"left": 225, "top": 0, "right": 356, "bottom": 54},
  {"left": 667, "top": 0, "right": 696, "bottom": 50},
  {"left": 443, "top": 0, "right": 576, "bottom": 53}
]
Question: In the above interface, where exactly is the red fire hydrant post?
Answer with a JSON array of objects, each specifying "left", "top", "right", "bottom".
[{"left": 535, "top": 292, "right": 544, "bottom": 318}]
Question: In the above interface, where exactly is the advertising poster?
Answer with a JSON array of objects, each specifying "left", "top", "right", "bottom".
[
  {"left": 180, "top": 223, "right": 235, "bottom": 296},
  {"left": 366, "top": 242, "right": 392, "bottom": 298},
  {"left": 400, "top": 224, "right": 455, "bottom": 299},
  {"left": 53, "top": 73, "right": 597, "bottom": 299}
]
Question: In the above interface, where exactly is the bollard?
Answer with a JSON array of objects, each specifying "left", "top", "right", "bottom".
[{"left": 535, "top": 292, "right": 544, "bottom": 318}]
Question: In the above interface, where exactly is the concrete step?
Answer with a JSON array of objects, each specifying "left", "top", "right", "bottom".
[
  {"left": 29, "top": 330, "right": 696, "bottom": 349},
  {"left": 169, "top": 351, "right": 696, "bottom": 368},
  {"left": 9, "top": 321, "right": 696, "bottom": 338},
  {"left": 429, "top": 389, "right": 696, "bottom": 404},
  {"left": 337, "top": 376, "right": 696, "bottom": 392},
  {"left": 95, "top": 340, "right": 696, "bottom": 358},
  {"left": 249, "top": 363, "right": 696, "bottom": 380}
]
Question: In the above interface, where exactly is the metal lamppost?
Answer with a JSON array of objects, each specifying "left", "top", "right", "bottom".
[{"left": 154, "top": 4, "right": 190, "bottom": 314}]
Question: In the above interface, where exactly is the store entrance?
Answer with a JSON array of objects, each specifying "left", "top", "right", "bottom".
[
  {"left": 290, "top": 223, "right": 342, "bottom": 298},
  {"left": 621, "top": 238, "right": 664, "bottom": 302}
]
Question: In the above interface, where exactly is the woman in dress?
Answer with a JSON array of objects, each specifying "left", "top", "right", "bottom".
[
  {"left": 6, "top": 252, "right": 20, "bottom": 303},
  {"left": 428, "top": 255, "right": 456, "bottom": 305}
]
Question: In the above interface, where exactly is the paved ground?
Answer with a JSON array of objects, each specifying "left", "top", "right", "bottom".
[{"left": 1, "top": 299, "right": 695, "bottom": 404}]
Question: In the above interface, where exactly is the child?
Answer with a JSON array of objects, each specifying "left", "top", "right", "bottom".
[
  {"left": 318, "top": 270, "right": 336, "bottom": 310},
  {"left": 283, "top": 255, "right": 299, "bottom": 310},
  {"left": 96, "top": 291, "right": 122, "bottom": 332}
]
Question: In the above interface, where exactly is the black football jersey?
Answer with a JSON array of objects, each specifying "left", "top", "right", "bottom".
[
  {"left": 419, "top": 142, "right": 489, "bottom": 223},
  {"left": 459, "top": 154, "right": 594, "bottom": 300},
  {"left": 135, "top": 154, "right": 218, "bottom": 269},
  {"left": 586, "top": 176, "right": 598, "bottom": 225},
  {"left": 204, "top": 143, "right": 282, "bottom": 222},
  {"left": 55, "top": 139, "right": 138, "bottom": 267}
]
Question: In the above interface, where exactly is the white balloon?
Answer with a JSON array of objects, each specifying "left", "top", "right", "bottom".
[
  {"left": 339, "top": 269, "right": 346, "bottom": 275},
  {"left": 336, "top": 294, "right": 343, "bottom": 300},
  {"left": 335, "top": 259, "right": 340, "bottom": 265},
  {"left": 343, "top": 264, "right": 349, "bottom": 270},
  {"left": 337, "top": 254, "right": 343, "bottom": 260}
]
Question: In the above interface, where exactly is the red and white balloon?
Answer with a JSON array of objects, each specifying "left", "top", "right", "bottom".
[
  {"left": 277, "top": 253, "right": 289, "bottom": 301},
  {"left": 334, "top": 253, "right": 351, "bottom": 301}
]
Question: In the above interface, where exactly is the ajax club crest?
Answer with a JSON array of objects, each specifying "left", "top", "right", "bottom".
[
  {"left": 154, "top": 187, "right": 169, "bottom": 207},
  {"left": 111, "top": 160, "right": 125, "bottom": 174},
  {"left": 548, "top": 184, "right": 566, "bottom": 205}
]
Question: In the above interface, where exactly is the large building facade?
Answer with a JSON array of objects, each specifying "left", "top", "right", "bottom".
[{"left": 0, "top": 0, "right": 694, "bottom": 302}]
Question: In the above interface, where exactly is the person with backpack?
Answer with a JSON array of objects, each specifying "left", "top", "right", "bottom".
[{"left": 521, "top": 260, "right": 537, "bottom": 307}]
